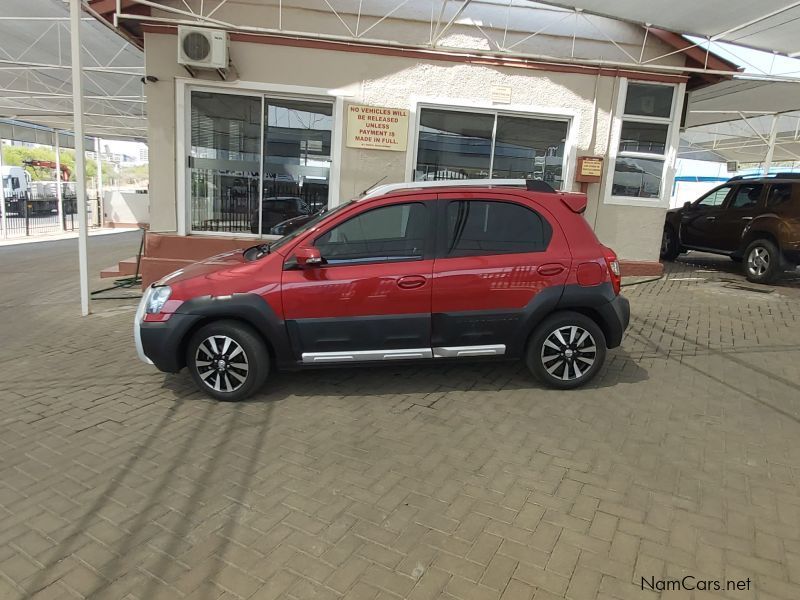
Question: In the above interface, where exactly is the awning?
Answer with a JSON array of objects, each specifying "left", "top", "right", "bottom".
[
  {"left": 534, "top": 0, "right": 800, "bottom": 56},
  {"left": 681, "top": 79, "right": 800, "bottom": 164},
  {"left": 0, "top": 0, "right": 145, "bottom": 140}
]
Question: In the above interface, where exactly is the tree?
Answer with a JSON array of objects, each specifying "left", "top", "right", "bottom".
[{"left": 2, "top": 144, "right": 117, "bottom": 186}]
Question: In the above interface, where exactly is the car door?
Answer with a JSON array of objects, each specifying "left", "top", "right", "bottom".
[
  {"left": 679, "top": 184, "right": 734, "bottom": 250},
  {"left": 714, "top": 183, "right": 765, "bottom": 252},
  {"left": 430, "top": 192, "right": 570, "bottom": 357},
  {"left": 281, "top": 197, "right": 436, "bottom": 362}
]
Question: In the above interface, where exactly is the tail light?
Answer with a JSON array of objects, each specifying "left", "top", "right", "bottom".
[{"left": 603, "top": 248, "right": 621, "bottom": 295}]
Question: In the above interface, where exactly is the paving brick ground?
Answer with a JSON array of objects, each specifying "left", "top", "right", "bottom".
[{"left": 1, "top": 231, "right": 800, "bottom": 600}]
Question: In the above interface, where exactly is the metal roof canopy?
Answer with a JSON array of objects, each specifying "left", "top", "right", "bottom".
[
  {"left": 0, "top": 118, "right": 94, "bottom": 149},
  {"left": 533, "top": 0, "right": 800, "bottom": 57},
  {"left": 0, "top": 0, "right": 145, "bottom": 140},
  {"left": 681, "top": 79, "right": 800, "bottom": 165}
]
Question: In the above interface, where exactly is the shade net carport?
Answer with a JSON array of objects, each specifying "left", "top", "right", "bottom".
[
  {"left": 681, "top": 79, "right": 800, "bottom": 167},
  {"left": 0, "top": 0, "right": 145, "bottom": 139},
  {"left": 0, "top": 0, "right": 145, "bottom": 315}
]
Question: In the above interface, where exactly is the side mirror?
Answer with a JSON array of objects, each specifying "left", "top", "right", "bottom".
[
  {"left": 683, "top": 201, "right": 692, "bottom": 210},
  {"left": 295, "top": 246, "right": 322, "bottom": 267}
]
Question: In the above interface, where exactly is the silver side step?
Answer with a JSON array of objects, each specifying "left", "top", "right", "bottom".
[
  {"left": 301, "top": 345, "right": 506, "bottom": 364},
  {"left": 302, "top": 348, "right": 432, "bottom": 363},
  {"left": 433, "top": 344, "right": 506, "bottom": 358}
]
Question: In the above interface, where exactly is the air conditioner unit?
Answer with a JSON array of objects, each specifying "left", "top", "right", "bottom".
[{"left": 178, "top": 26, "right": 228, "bottom": 70}]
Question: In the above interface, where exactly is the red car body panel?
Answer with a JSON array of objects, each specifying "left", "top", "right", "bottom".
[
  {"left": 432, "top": 191, "right": 572, "bottom": 314},
  {"left": 137, "top": 184, "right": 629, "bottom": 376}
]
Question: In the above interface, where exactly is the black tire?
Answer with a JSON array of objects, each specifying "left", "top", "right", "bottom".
[
  {"left": 743, "top": 239, "right": 780, "bottom": 284},
  {"left": 526, "top": 312, "right": 607, "bottom": 390},
  {"left": 186, "top": 320, "right": 270, "bottom": 401},
  {"left": 660, "top": 225, "right": 680, "bottom": 261}
]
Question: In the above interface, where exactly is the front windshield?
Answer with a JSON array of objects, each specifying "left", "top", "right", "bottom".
[{"left": 267, "top": 201, "right": 354, "bottom": 253}]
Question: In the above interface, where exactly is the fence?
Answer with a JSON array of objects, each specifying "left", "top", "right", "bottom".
[{"left": 1, "top": 188, "right": 100, "bottom": 239}]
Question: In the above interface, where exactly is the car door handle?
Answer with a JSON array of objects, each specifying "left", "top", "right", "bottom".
[
  {"left": 396, "top": 275, "right": 426, "bottom": 289},
  {"left": 741, "top": 216, "right": 753, "bottom": 221},
  {"left": 538, "top": 264, "right": 566, "bottom": 276},
  {"left": 706, "top": 216, "right": 716, "bottom": 221}
]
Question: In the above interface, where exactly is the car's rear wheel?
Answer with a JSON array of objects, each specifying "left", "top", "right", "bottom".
[
  {"left": 743, "top": 239, "right": 780, "bottom": 284},
  {"left": 660, "top": 225, "right": 680, "bottom": 261},
  {"left": 526, "top": 312, "right": 607, "bottom": 389},
  {"left": 186, "top": 320, "right": 269, "bottom": 401}
]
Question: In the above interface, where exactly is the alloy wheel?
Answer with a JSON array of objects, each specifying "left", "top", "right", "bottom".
[
  {"left": 747, "top": 246, "right": 770, "bottom": 278},
  {"left": 540, "top": 325, "right": 597, "bottom": 381},
  {"left": 195, "top": 335, "right": 249, "bottom": 393}
]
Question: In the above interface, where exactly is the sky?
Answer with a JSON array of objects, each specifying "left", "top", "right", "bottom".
[{"left": 102, "top": 138, "right": 147, "bottom": 158}]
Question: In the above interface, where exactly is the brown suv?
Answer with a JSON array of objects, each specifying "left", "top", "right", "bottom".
[{"left": 661, "top": 174, "right": 800, "bottom": 283}]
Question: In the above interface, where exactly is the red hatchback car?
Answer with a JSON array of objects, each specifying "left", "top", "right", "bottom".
[{"left": 135, "top": 180, "right": 630, "bottom": 401}]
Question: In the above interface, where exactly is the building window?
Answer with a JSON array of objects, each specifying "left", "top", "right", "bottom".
[
  {"left": 188, "top": 89, "right": 333, "bottom": 236},
  {"left": 415, "top": 107, "right": 569, "bottom": 189},
  {"left": 611, "top": 83, "right": 675, "bottom": 201}
]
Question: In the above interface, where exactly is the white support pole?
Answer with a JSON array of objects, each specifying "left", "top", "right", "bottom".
[
  {"left": 0, "top": 136, "right": 6, "bottom": 240},
  {"left": 54, "top": 130, "right": 64, "bottom": 232},
  {"left": 70, "top": 0, "right": 90, "bottom": 316},
  {"left": 95, "top": 137, "right": 103, "bottom": 227},
  {"left": 762, "top": 114, "right": 780, "bottom": 176}
]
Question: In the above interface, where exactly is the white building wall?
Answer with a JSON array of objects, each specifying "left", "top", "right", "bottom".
[{"left": 144, "top": 28, "right": 685, "bottom": 261}]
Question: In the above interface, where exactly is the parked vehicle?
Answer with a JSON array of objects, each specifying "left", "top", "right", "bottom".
[
  {"left": 2, "top": 165, "right": 32, "bottom": 214},
  {"left": 136, "top": 179, "right": 630, "bottom": 401},
  {"left": 661, "top": 173, "right": 800, "bottom": 283},
  {"left": 249, "top": 196, "right": 311, "bottom": 234},
  {"left": 269, "top": 206, "right": 327, "bottom": 236}
]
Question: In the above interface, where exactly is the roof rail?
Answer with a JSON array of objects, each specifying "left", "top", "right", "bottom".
[
  {"left": 728, "top": 172, "right": 800, "bottom": 182},
  {"left": 362, "top": 178, "right": 555, "bottom": 199}
]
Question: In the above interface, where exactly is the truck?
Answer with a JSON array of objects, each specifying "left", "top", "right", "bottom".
[
  {"left": 1, "top": 165, "right": 32, "bottom": 215},
  {"left": 1, "top": 161, "right": 75, "bottom": 216}
]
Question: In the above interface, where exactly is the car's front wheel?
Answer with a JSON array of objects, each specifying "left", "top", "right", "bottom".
[
  {"left": 526, "top": 312, "right": 607, "bottom": 389},
  {"left": 743, "top": 239, "right": 780, "bottom": 284},
  {"left": 186, "top": 320, "right": 270, "bottom": 401}
]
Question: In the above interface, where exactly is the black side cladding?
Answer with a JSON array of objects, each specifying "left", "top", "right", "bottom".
[{"left": 140, "top": 293, "right": 294, "bottom": 372}]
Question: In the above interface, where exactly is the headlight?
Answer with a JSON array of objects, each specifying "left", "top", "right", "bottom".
[{"left": 145, "top": 286, "right": 172, "bottom": 314}]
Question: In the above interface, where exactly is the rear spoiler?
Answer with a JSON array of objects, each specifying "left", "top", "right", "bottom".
[
  {"left": 560, "top": 194, "right": 587, "bottom": 214},
  {"left": 523, "top": 180, "right": 586, "bottom": 214}
]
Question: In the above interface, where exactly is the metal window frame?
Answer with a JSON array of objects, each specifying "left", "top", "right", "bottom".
[
  {"left": 604, "top": 78, "right": 686, "bottom": 208},
  {"left": 405, "top": 98, "right": 577, "bottom": 191},
  {"left": 176, "top": 77, "right": 343, "bottom": 237}
]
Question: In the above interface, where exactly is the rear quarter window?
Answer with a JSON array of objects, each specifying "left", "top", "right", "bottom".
[
  {"left": 766, "top": 183, "right": 796, "bottom": 209},
  {"left": 445, "top": 200, "right": 552, "bottom": 257}
]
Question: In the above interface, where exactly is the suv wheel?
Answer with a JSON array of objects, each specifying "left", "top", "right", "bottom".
[
  {"left": 660, "top": 225, "right": 680, "bottom": 261},
  {"left": 186, "top": 320, "right": 270, "bottom": 401},
  {"left": 743, "top": 239, "right": 780, "bottom": 284},
  {"left": 526, "top": 312, "right": 607, "bottom": 390}
]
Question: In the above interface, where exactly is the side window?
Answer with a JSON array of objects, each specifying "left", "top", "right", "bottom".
[
  {"left": 767, "top": 183, "right": 793, "bottom": 208},
  {"left": 315, "top": 202, "right": 427, "bottom": 263},
  {"left": 445, "top": 200, "right": 552, "bottom": 257},
  {"left": 697, "top": 186, "right": 731, "bottom": 208},
  {"left": 729, "top": 184, "right": 763, "bottom": 209}
]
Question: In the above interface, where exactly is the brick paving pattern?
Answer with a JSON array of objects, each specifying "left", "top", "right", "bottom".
[{"left": 1, "top": 232, "right": 800, "bottom": 599}]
